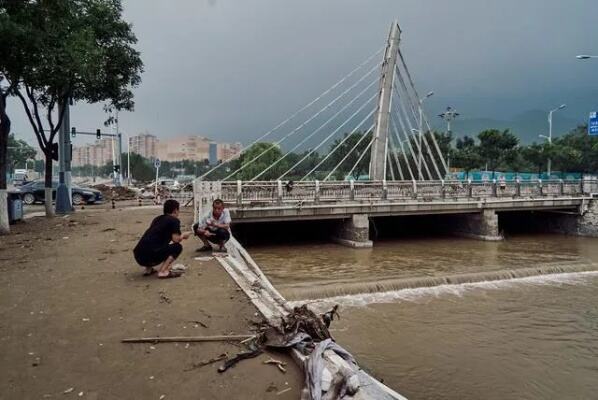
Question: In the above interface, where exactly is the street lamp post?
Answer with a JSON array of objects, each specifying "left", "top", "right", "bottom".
[
  {"left": 418, "top": 91, "right": 434, "bottom": 180},
  {"left": 546, "top": 104, "right": 566, "bottom": 177},
  {"left": 576, "top": 55, "right": 598, "bottom": 60}
]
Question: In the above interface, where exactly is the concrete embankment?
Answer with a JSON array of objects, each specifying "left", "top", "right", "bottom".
[{"left": 217, "top": 237, "right": 408, "bottom": 400}]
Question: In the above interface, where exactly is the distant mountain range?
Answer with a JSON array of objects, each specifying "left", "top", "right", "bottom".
[{"left": 431, "top": 110, "right": 585, "bottom": 144}]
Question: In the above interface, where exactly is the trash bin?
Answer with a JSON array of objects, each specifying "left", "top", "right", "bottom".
[{"left": 7, "top": 192, "right": 23, "bottom": 224}]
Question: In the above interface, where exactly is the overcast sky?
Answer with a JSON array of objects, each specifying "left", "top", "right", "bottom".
[{"left": 8, "top": 0, "right": 598, "bottom": 146}]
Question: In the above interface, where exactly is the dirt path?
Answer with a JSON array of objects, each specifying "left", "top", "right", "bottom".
[{"left": 0, "top": 206, "right": 303, "bottom": 399}]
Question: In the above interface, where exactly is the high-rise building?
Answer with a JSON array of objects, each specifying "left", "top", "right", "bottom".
[
  {"left": 217, "top": 142, "right": 242, "bottom": 162},
  {"left": 129, "top": 133, "right": 158, "bottom": 159},
  {"left": 209, "top": 142, "right": 218, "bottom": 166},
  {"left": 72, "top": 138, "right": 115, "bottom": 167},
  {"left": 157, "top": 135, "right": 211, "bottom": 162}
]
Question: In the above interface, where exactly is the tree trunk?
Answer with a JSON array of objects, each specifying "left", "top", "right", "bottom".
[
  {"left": 44, "top": 152, "right": 54, "bottom": 217},
  {"left": 0, "top": 94, "right": 11, "bottom": 235}
]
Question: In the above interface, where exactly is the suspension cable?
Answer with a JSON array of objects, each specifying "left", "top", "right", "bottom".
[
  {"left": 251, "top": 81, "right": 378, "bottom": 181},
  {"left": 301, "top": 108, "right": 376, "bottom": 181},
  {"left": 199, "top": 46, "right": 384, "bottom": 179},
  {"left": 223, "top": 62, "right": 382, "bottom": 181},
  {"left": 324, "top": 124, "right": 374, "bottom": 181}
]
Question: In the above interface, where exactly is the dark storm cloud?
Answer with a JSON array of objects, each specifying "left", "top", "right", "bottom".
[{"left": 9, "top": 0, "right": 598, "bottom": 145}]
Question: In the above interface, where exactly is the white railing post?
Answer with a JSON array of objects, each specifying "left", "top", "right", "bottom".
[
  {"left": 467, "top": 179, "right": 473, "bottom": 198},
  {"left": 559, "top": 179, "right": 564, "bottom": 196},
  {"left": 315, "top": 180, "right": 320, "bottom": 203},
  {"left": 538, "top": 179, "right": 543, "bottom": 196},
  {"left": 382, "top": 179, "right": 388, "bottom": 200},
  {"left": 236, "top": 180, "right": 242, "bottom": 206},
  {"left": 492, "top": 178, "right": 497, "bottom": 197},
  {"left": 441, "top": 179, "right": 446, "bottom": 199},
  {"left": 412, "top": 179, "right": 417, "bottom": 199},
  {"left": 350, "top": 179, "right": 355, "bottom": 201},
  {"left": 277, "top": 180, "right": 283, "bottom": 204}
]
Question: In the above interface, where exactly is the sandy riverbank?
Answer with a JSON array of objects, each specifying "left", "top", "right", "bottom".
[{"left": 0, "top": 206, "right": 302, "bottom": 399}]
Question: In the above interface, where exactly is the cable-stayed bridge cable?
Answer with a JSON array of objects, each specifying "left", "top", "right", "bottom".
[
  {"left": 391, "top": 80, "right": 433, "bottom": 180},
  {"left": 324, "top": 123, "right": 374, "bottom": 181},
  {"left": 387, "top": 120, "right": 405, "bottom": 180},
  {"left": 397, "top": 50, "right": 449, "bottom": 176},
  {"left": 393, "top": 66, "right": 441, "bottom": 180},
  {"left": 251, "top": 82, "right": 378, "bottom": 181},
  {"left": 346, "top": 137, "right": 374, "bottom": 179},
  {"left": 199, "top": 46, "right": 384, "bottom": 179},
  {"left": 301, "top": 109, "right": 376, "bottom": 181},
  {"left": 390, "top": 99, "right": 417, "bottom": 181},
  {"left": 277, "top": 96, "right": 377, "bottom": 181},
  {"left": 223, "top": 62, "right": 382, "bottom": 181}
]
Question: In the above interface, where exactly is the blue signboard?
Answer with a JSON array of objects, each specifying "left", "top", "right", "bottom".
[{"left": 590, "top": 112, "right": 598, "bottom": 136}]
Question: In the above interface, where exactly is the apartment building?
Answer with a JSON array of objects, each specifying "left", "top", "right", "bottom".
[{"left": 129, "top": 133, "right": 158, "bottom": 159}]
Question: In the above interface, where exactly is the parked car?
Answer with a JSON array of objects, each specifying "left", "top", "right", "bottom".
[
  {"left": 17, "top": 181, "right": 103, "bottom": 205},
  {"left": 12, "top": 171, "right": 31, "bottom": 187}
]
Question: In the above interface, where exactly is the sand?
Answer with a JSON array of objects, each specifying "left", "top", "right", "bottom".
[{"left": 0, "top": 205, "right": 303, "bottom": 399}]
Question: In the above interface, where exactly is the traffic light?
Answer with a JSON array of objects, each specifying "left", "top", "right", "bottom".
[
  {"left": 96, "top": 129, "right": 101, "bottom": 139},
  {"left": 71, "top": 127, "right": 76, "bottom": 137},
  {"left": 51, "top": 143, "right": 59, "bottom": 161}
]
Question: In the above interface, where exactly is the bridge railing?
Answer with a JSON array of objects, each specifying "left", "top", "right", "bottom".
[{"left": 194, "top": 178, "right": 595, "bottom": 210}]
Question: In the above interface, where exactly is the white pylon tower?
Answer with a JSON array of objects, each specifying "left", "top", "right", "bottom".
[{"left": 369, "top": 21, "right": 401, "bottom": 181}]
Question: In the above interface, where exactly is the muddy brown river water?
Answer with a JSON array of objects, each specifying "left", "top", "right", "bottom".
[{"left": 250, "top": 234, "right": 598, "bottom": 400}]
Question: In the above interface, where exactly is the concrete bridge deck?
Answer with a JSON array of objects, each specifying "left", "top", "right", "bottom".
[{"left": 194, "top": 179, "right": 598, "bottom": 247}]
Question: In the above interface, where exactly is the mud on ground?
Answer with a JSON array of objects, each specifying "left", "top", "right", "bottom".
[{"left": 0, "top": 206, "right": 302, "bottom": 400}]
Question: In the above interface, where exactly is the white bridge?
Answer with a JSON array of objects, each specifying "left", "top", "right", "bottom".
[{"left": 193, "top": 21, "right": 598, "bottom": 247}]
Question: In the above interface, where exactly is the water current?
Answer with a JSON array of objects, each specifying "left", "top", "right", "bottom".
[{"left": 249, "top": 234, "right": 598, "bottom": 399}]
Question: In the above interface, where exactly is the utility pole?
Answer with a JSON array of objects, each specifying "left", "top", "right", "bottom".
[
  {"left": 55, "top": 99, "right": 73, "bottom": 214},
  {"left": 370, "top": 21, "right": 401, "bottom": 181}
]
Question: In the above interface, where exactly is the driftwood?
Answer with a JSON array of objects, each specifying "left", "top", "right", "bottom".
[{"left": 121, "top": 334, "right": 253, "bottom": 343}]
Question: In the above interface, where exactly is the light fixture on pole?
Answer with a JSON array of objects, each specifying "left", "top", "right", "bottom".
[
  {"left": 439, "top": 106, "right": 460, "bottom": 134},
  {"left": 417, "top": 91, "right": 434, "bottom": 180},
  {"left": 546, "top": 104, "right": 566, "bottom": 177},
  {"left": 576, "top": 55, "right": 598, "bottom": 60}
]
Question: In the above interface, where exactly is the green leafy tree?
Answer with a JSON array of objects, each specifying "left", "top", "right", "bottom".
[
  {"left": 477, "top": 129, "right": 519, "bottom": 172},
  {"left": 0, "top": 0, "right": 143, "bottom": 219},
  {"left": 7, "top": 134, "right": 36, "bottom": 173},
  {"left": 323, "top": 131, "right": 373, "bottom": 180},
  {"left": 228, "top": 143, "right": 287, "bottom": 181},
  {"left": 452, "top": 135, "right": 481, "bottom": 178}
]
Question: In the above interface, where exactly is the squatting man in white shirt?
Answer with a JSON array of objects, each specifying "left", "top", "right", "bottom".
[{"left": 193, "top": 198, "right": 231, "bottom": 253}]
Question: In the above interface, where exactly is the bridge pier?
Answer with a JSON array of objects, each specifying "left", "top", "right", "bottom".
[
  {"left": 449, "top": 210, "right": 503, "bottom": 241},
  {"left": 333, "top": 214, "right": 373, "bottom": 248},
  {"left": 542, "top": 199, "right": 598, "bottom": 237}
]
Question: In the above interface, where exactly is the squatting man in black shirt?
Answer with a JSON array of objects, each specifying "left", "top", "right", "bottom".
[{"left": 133, "top": 199, "right": 192, "bottom": 279}]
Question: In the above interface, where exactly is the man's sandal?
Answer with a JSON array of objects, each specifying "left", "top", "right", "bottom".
[{"left": 158, "top": 270, "right": 183, "bottom": 279}]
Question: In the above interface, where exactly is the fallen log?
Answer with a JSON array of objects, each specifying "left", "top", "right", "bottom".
[{"left": 121, "top": 335, "right": 253, "bottom": 343}]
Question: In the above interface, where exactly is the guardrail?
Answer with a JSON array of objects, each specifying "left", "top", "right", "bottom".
[{"left": 193, "top": 178, "right": 597, "bottom": 217}]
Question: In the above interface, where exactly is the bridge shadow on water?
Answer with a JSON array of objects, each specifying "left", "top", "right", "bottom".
[
  {"left": 233, "top": 219, "right": 340, "bottom": 248},
  {"left": 234, "top": 210, "right": 571, "bottom": 249}
]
